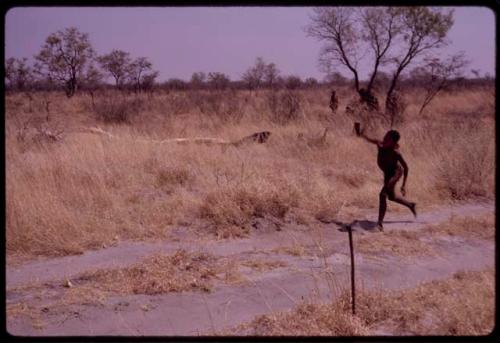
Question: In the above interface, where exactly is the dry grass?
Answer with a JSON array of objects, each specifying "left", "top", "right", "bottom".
[
  {"left": 6, "top": 87, "right": 495, "bottom": 260},
  {"left": 199, "top": 183, "right": 299, "bottom": 239},
  {"left": 422, "top": 213, "right": 495, "bottom": 240},
  {"left": 75, "top": 249, "right": 243, "bottom": 294},
  {"left": 271, "top": 244, "right": 307, "bottom": 257},
  {"left": 231, "top": 302, "right": 369, "bottom": 336},
  {"left": 9, "top": 249, "right": 274, "bottom": 330},
  {"left": 7, "top": 282, "right": 107, "bottom": 330},
  {"left": 228, "top": 268, "right": 494, "bottom": 336},
  {"left": 241, "top": 259, "right": 288, "bottom": 272},
  {"left": 355, "top": 212, "right": 494, "bottom": 258},
  {"left": 355, "top": 229, "right": 436, "bottom": 258}
]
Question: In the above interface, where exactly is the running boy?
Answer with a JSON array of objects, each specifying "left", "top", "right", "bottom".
[{"left": 355, "top": 124, "right": 417, "bottom": 231}]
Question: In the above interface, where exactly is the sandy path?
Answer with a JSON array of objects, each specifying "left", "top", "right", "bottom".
[{"left": 7, "top": 200, "right": 494, "bottom": 336}]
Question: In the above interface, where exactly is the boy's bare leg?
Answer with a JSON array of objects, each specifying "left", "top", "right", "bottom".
[
  {"left": 387, "top": 168, "right": 416, "bottom": 213},
  {"left": 378, "top": 170, "right": 417, "bottom": 231},
  {"left": 377, "top": 189, "right": 388, "bottom": 231}
]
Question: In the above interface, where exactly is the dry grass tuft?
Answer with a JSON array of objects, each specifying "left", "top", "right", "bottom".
[
  {"left": 199, "top": 184, "right": 298, "bottom": 239},
  {"left": 227, "top": 268, "right": 494, "bottom": 336},
  {"left": 271, "top": 244, "right": 307, "bottom": 257},
  {"left": 7, "top": 283, "right": 107, "bottom": 330},
  {"left": 76, "top": 249, "right": 241, "bottom": 294},
  {"left": 156, "top": 166, "right": 194, "bottom": 189},
  {"left": 93, "top": 95, "right": 144, "bottom": 123},
  {"left": 422, "top": 120, "right": 494, "bottom": 201},
  {"left": 355, "top": 229, "right": 436, "bottom": 258},
  {"left": 354, "top": 268, "right": 495, "bottom": 335},
  {"left": 232, "top": 301, "right": 369, "bottom": 336},
  {"left": 241, "top": 259, "right": 288, "bottom": 272},
  {"left": 422, "top": 213, "right": 495, "bottom": 240}
]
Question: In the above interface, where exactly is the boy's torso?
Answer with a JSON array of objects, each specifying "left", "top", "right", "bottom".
[{"left": 377, "top": 146, "right": 400, "bottom": 174}]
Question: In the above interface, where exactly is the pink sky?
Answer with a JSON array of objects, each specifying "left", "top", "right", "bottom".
[{"left": 5, "top": 6, "right": 496, "bottom": 82}]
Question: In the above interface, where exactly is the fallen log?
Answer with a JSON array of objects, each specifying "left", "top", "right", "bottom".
[{"left": 87, "top": 127, "right": 271, "bottom": 147}]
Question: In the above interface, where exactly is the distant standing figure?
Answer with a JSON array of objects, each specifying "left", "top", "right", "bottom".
[
  {"left": 329, "top": 90, "right": 338, "bottom": 114},
  {"left": 355, "top": 124, "right": 417, "bottom": 231}
]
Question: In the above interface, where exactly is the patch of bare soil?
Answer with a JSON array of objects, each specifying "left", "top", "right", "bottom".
[{"left": 6, "top": 201, "right": 494, "bottom": 336}]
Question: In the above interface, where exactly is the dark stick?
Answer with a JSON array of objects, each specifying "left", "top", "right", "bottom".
[
  {"left": 347, "top": 224, "right": 356, "bottom": 315},
  {"left": 354, "top": 122, "right": 361, "bottom": 136}
]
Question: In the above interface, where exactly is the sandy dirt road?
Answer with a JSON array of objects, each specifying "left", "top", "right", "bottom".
[{"left": 6, "top": 200, "right": 494, "bottom": 336}]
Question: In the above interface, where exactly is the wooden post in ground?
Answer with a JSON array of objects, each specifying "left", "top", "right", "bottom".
[{"left": 347, "top": 224, "right": 356, "bottom": 315}]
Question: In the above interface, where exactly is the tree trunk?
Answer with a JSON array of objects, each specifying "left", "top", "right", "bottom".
[{"left": 358, "top": 88, "right": 379, "bottom": 111}]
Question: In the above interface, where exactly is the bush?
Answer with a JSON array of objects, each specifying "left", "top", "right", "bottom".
[
  {"left": 156, "top": 167, "right": 194, "bottom": 189},
  {"left": 432, "top": 121, "right": 494, "bottom": 200},
  {"left": 93, "top": 95, "right": 144, "bottom": 123},
  {"left": 266, "top": 90, "right": 302, "bottom": 124},
  {"left": 199, "top": 185, "right": 298, "bottom": 238},
  {"left": 188, "top": 90, "right": 244, "bottom": 121}
]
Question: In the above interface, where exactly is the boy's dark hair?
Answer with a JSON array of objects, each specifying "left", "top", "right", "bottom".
[{"left": 386, "top": 130, "right": 400, "bottom": 143}]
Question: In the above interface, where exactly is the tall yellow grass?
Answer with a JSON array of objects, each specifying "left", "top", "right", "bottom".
[{"left": 6, "top": 87, "right": 495, "bottom": 259}]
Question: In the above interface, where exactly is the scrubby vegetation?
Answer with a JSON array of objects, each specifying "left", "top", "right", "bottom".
[
  {"left": 228, "top": 268, "right": 494, "bottom": 335},
  {"left": 6, "top": 84, "right": 494, "bottom": 260}
]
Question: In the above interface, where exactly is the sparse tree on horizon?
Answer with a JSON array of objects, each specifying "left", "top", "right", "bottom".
[
  {"left": 243, "top": 57, "right": 272, "bottom": 90},
  {"left": 264, "top": 62, "right": 280, "bottom": 88},
  {"left": 34, "top": 27, "right": 94, "bottom": 97},
  {"left": 284, "top": 75, "right": 303, "bottom": 90},
  {"left": 126, "top": 57, "right": 157, "bottom": 93},
  {"left": 190, "top": 72, "right": 207, "bottom": 89},
  {"left": 97, "top": 50, "right": 132, "bottom": 89},
  {"left": 80, "top": 63, "right": 104, "bottom": 106},
  {"left": 208, "top": 72, "right": 231, "bottom": 90},
  {"left": 5, "top": 57, "right": 34, "bottom": 91},
  {"left": 304, "top": 77, "right": 319, "bottom": 88},
  {"left": 140, "top": 71, "right": 159, "bottom": 93}
]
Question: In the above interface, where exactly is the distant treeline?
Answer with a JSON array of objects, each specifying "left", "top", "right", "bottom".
[{"left": 4, "top": 26, "right": 494, "bottom": 96}]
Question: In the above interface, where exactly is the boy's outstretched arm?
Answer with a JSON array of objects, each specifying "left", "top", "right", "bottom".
[
  {"left": 354, "top": 123, "right": 381, "bottom": 146},
  {"left": 361, "top": 133, "right": 381, "bottom": 145},
  {"left": 398, "top": 153, "right": 409, "bottom": 196},
  {"left": 357, "top": 130, "right": 381, "bottom": 146}
]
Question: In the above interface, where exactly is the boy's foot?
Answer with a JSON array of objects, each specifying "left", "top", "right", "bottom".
[
  {"left": 409, "top": 203, "right": 417, "bottom": 218},
  {"left": 377, "top": 222, "right": 384, "bottom": 232}
]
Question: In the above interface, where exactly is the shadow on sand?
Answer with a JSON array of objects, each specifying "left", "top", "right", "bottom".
[{"left": 319, "top": 219, "right": 417, "bottom": 233}]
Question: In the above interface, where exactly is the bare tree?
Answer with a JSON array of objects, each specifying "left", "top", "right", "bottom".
[
  {"left": 190, "top": 72, "right": 207, "bottom": 89},
  {"left": 208, "top": 72, "right": 231, "bottom": 90},
  {"left": 307, "top": 7, "right": 456, "bottom": 116},
  {"left": 413, "top": 53, "right": 469, "bottom": 115},
  {"left": 242, "top": 57, "right": 268, "bottom": 89},
  {"left": 264, "top": 63, "right": 280, "bottom": 88},
  {"left": 97, "top": 50, "right": 132, "bottom": 89},
  {"left": 470, "top": 69, "right": 481, "bottom": 79},
  {"left": 34, "top": 27, "right": 94, "bottom": 97},
  {"left": 162, "top": 78, "right": 187, "bottom": 91},
  {"left": 384, "top": 7, "right": 454, "bottom": 111},
  {"left": 141, "top": 71, "right": 159, "bottom": 94},
  {"left": 361, "top": 8, "right": 399, "bottom": 95},
  {"left": 307, "top": 8, "right": 362, "bottom": 92},
  {"left": 80, "top": 63, "right": 104, "bottom": 108},
  {"left": 284, "top": 75, "right": 303, "bottom": 90},
  {"left": 5, "top": 57, "right": 34, "bottom": 91},
  {"left": 126, "top": 57, "right": 156, "bottom": 92},
  {"left": 5, "top": 57, "right": 15, "bottom": 89},
  {"left": 304, "top": 77, "right": 319, "bottom": 88}
]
